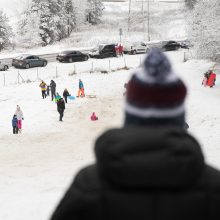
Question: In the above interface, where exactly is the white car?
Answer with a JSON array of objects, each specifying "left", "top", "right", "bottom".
[
  {"left": 0, "top": 60, "right": 9, "bottom": 71},
  {"left": 124, "top": 42, "right": 149, "bottom": 55}
]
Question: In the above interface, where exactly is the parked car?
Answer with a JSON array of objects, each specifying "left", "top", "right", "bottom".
[
  {"left": 89, "top": 44, "right": 117, "bottom": 58},
  {"left": 56, "top": 50, "right": 89, "bottom": 63},
  {"left": 0, "top": 60, "right": 9, "bottom": 71},
  {"left": 162, "top": 41, "right": 181, "bottom": 51},
  {"left": 124, "top": 42, "right": 149, "bottom": 55},
  {"left": 180, "top": 40, "right": 193, "bottom": 49},
  {"left": 12, "top": 54, "right": 47, "bottom": 69}
]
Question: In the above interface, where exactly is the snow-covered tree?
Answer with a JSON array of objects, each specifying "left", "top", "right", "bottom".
[
  {"left": 0, "top": 10, "right": 13, "bottom": 51},
  {"left": 185, "top": 0, "right": 197, "bottom": 10},
  {"left": 86, "top": 0, "right": 104, "bottom": 25},
  {"left": 17, "top": 9, "right": 42, "bottom": 48},
  {"left": 188, "top": 1, "right": 220, "bottom": 59}
]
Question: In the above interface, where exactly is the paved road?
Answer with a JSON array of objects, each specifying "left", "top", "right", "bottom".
[{"left": 0, "top": 49, "right": 91, "bottom": 67}]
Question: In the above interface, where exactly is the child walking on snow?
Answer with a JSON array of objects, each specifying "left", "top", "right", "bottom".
[{"left": 12, "top": 115, "right": 18, "bottom": 134}]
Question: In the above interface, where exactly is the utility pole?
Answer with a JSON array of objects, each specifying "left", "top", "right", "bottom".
[
  {"left": 147, "top": 0, "right": 150, "bottom": 41},
  {"left": 128, "top": 0, "right": 131, "bottom": 32},
  {"left": 142, "top": 0, "right": 146, "bottom": 39}
]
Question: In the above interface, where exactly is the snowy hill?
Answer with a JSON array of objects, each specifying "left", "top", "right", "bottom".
[{"left": 0, "top": 51, "right": 220, "bottom": 220}]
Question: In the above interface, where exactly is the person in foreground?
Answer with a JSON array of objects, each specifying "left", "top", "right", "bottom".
[{"left": 50, "top": 49, "right": 220, "bottom": 220}]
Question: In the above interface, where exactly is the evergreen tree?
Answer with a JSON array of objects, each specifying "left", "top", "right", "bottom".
[
  {"left": 64, "top": 0, "right": 76, "bottom": 36},
  {"left": 86, "top": 0, "right": 104, "bottom": 25},
  {"left": 0, "top": 10, "right": 13, "bottom": 51},
  {"left": 185, "top": 0, "right": 197, "bottom": 10}
]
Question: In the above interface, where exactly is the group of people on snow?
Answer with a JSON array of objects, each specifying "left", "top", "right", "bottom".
[
  {"left": 115, "top": 44, "right": 124, "bottom": 56},
  {"left": 50, "top": 48, "right": 220, "bottom": 220},
  {"left": 12, "top": 105, "right": 24, "bottom": 134}
]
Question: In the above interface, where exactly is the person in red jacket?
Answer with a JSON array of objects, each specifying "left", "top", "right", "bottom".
[{"left": 119, "top": 44, "right": 124, "bottom": 56}]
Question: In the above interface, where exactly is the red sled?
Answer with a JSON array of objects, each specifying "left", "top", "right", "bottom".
[{"left": 207, "top": 73, "right": 216, "bottom": 87}]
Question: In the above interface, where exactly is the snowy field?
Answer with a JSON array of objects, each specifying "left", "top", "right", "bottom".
[{"left": 0, "top": 50, "right": 220, "bottom": 220}]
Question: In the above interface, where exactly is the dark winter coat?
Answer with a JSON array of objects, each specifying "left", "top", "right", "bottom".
[
  {"left": 12, "top": 116, "right": 18, "bottom": 127},
  {"left": 57, "top": 99, "right": 65, "bottom": 113},
  {"left": 50, "top": 80, "right": 56, "bottom": 93},
  {"left": 50, "top": 126, "right": 220, "bottom": 220},
  {"left": 63, "top": 90, "right": 70, "bottom": 98}
]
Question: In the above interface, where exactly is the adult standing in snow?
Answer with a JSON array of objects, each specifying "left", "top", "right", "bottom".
[
  {"left": 63, "top": 88, "right": 70, "bottom": 103},
  {"left": 50, "top": 49, "right": 220, "bottom": 220},
  {"left": 57, "top": 98, "right": 65, "bottom": 121},
  {"left": 39, "top": 80, "right": 47, "bottom": 99},
  {"left": 119, "top": 44, "right": 124, "bottom": 56},
  {"left": 50, "top": 80, "right": 56, "bottom": 101},
  {"left": 77, "top": 79, "right": 85, "bottom": 97},
  {"left": 15, "top": 105, "right": 24, "bottom": 133}
]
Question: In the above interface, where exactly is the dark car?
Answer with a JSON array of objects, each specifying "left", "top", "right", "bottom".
[
  {"left": 56, "top": 50, "right": 89, "bottom": 63},
  {"left": 180, "top": 40, "right": 193, "bottom": 49},
  {"left": 162, "top": 41, "right": 181, "bottom": 51},
  {"left": 89, "top": 44, "right": 117, "bottom": 58},
  {"left": 12, "top": 54, "right": 47, "bottom": 69}
]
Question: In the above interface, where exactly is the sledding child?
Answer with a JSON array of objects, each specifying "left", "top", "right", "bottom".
[
  {"left": 63, "top": 88, "right": 70, "bottom": 103},
  {"left": 90, "top": 112, "right": 98, "bottom": 121},
  {"left": 12, "top": 115, "right": 18, "bottom": 134}
]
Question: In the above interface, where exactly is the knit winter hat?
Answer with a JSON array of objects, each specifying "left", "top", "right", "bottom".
[{"left": 124, "top": 48, "right": 187, "bottom": 127}]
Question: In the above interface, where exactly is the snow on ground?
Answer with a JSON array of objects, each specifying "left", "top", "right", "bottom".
[{"left": 0, "top": 50, "right": 220, "bottom": 220}]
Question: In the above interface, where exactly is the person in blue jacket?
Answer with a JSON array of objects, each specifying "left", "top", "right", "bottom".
[
  {"left": 12, "top": 114, "right": 18, "bottom": 134},
  {"left": 77, "top": 79, "right": 85, "bottom": 97}
]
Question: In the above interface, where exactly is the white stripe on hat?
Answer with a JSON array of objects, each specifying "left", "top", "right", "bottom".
[
  {"left": 135, "top": 68, "right": 179, "bottom": 84},
  {"left": 125, "top": 102, "right": 185, "bottom": 118}
]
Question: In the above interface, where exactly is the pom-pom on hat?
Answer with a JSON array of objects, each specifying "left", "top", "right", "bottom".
[{"left": 124, "top": 48, "right": 187, "bottom": 127}]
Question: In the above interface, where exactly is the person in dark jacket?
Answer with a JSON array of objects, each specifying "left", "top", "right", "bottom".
[
  {"left": 12, "top": 114, "right": 18, "bottom": 134},
  {"left": 50, "top": 80, "right": 56, "bottom": 101},
  {"left": 63, "top": 88, "right": 70, "bottom": 103},
  {"left": 57, "top": 98, "right": 65, "bottom": 121},
  {"left": 50, "top": 49, "right": 220, "bottom": 220}
]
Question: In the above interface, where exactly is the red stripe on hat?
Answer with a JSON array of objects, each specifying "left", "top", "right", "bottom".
[{"left": 127, "top": 80, "right": 186, "bottom": 105}]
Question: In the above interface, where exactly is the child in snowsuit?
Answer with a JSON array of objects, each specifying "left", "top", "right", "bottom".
[
  {"left": 63, "top": 88, "right": 70, "bottom": 103},
  {"left": 57, "top": 98, "right": 65, "bottom": 121},
  {"left": 77, "top": 79, "right": 85, "bottom": 97},
  {"left": 47, "top": 85, "right": 50, "bottom": 96},
  {"left": 12, "top": 115, "right": 18, "bottom": 134},
  {"left": 90, "top": 112, "right": 98, "bottom": 121}
]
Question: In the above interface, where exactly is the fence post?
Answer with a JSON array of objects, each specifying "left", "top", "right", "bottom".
[
  {"left": 91, "top": 61, "right": 94, "bottom": 73},
  {"left": 56, "top": 66, "right": 58, "bottom": 78},
  {"left": 109, "top": 60, "right": 111, "bottom": 72},
  {"left": 17, "top": 70, "right": 19, "bottom": 84},
  {"left": 3, "top": 73, "right": 5, "bottom": 86},
  {"left": 140, "top": 56, "right": 142, "bottom": 66},
  {"left": 74, "top": 64, "right": 76, "bottom": 74},
  {"left": 124, "top": 57, "right": 127, "bottom": 67},
  {"left": 37, "top": 68, "right": 39, "bottom": 80},
  {"left": 183, "top": 52, "right": 187, "bottom": 62}
]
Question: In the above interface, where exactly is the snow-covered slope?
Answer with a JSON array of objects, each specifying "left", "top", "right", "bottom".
[{"left": 0, "top": 51, "right": 220, "bottom": 220}]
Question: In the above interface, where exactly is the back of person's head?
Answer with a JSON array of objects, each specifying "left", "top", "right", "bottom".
[{"left": 124, "top": 48, "right": 187, "bottom": 128}]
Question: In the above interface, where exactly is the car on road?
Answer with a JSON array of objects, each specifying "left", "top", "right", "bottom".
[
  {"left": 124, "top": 42, "right": 149, "bottom": 55},
  {"left": 12, "top": 55, "right": 47, "bottom": 69},
  {"left": 56, "top": 50, "right": 89, "bottom": 63},
  {"left": 89, "top": 44, "right": 117, "bottom": 58},
  {"left": 162, "top": 41, "right": 181, "bottom": 51},
  {"left": 0, "top": 60, "right": 9, "bottom": 71}
]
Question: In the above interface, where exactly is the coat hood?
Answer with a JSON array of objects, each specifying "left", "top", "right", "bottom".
[{"left": 95, "top": 126, "right": 204, "bottom": 189}]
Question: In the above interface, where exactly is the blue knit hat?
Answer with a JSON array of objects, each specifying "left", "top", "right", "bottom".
[{"left": 124, "top": 48, "right": 187, "bottom": 127}]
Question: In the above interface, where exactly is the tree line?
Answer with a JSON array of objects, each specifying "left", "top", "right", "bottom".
[{"left": 0, "top": 0, "right": 104, "bottom": 50}]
